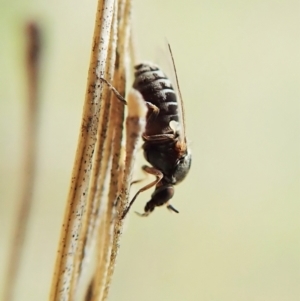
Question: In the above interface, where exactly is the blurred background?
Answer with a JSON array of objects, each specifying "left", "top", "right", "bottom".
[{"left": 0, "top": 0, "right": 299, "bottom": 300}]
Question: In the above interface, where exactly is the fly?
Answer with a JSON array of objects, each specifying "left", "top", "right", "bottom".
[{"left": 122, "top": 44, "right": 192, "bottom": 218}]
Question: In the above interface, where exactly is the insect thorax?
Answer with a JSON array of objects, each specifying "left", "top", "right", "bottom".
[{"left": 143, "top": 139, "right": 191, "bottom": 185}]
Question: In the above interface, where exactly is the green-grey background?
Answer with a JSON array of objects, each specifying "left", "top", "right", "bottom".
[{"left": 0, "top": 0, "right": 299, "bottom": 300}]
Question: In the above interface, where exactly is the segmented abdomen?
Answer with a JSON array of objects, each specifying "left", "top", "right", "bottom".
[{"left": 133, "top": 63, "right": 179, "bottom": 136}]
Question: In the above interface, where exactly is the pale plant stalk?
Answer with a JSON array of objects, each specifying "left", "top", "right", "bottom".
[
  {"left": 70, "top": 2, "right": 119, "bottom": 298},
  {"left": 102, "top": 90, "right": 146, "bottom": 301},
  {"left": 80, "top": 0, "right": 134, "bottom": 299},
  {"left": 72, "top": 1, "right": 121, "bottom": 298},
  {"left": 49, "top": 0, "right": 140, "bottom": 300},
  {"left": 92, "top": 77, "right": 125, "bottom": 301},
  {"left": 49, "top": 0, "right": 116, "bottom": 300},
  {"left": 98, "top": 1, "right": 132, "bottom": 300}
]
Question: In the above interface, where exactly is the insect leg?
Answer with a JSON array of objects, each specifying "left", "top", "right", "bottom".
[
  {"left": 166, "top": 204, "right": 179, "bottom": 213},
  {"left": 122, "top": 165, "right": 163, "bottom": 218},
  {"left": 143, "top": 133, "right": 176, "bottom": 142},
  {"left": 145, "top": 102, "right": 159, "bottom": 123},
  {"left": 131, "top": 164, "right": 151, "bottom": 186},
  {"left": 130, "top": 178, "right": 144, "bottom": 186},
  {"left": 100, "top": 77, "right": 127, "bottom": 104}
]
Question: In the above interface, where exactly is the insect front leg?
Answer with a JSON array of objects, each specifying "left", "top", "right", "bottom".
[
  {"left": 130, "top": 163, "right": 153, "bottom": 186},
  {"left": 122, "top": 165, "right": 163, "bottom": 219},
  {"left": 100, "top": 77, "right": 127, "bottom": 104}
]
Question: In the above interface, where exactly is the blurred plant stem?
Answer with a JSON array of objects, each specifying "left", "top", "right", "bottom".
[{"left": 2, "top": 21, "right": 41, "bottom": 301}]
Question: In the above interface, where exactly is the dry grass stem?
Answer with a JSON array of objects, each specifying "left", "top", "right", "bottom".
[
  {"left": 72, "top": 1, "right": 120, "bottom": 299},
  {"left": 49, "top": 0, "right": 117, "bottom": 300},
  {"left": 3, "top": 22, "right": 41, "bottom": 301},
  {"left": 49, "top": 0, "right": 139, "bottom": 300},
  {"left": 101, "top": 89, "right": 146, "bottom": 301},
  {"left": 99, "top": 3, "right": 132, "bottom": 301},
  {"left": 70, "top": 3, "right": 119, "bottom": 299}
]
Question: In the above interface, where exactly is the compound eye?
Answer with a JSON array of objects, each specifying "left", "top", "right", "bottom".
[
  {"left": 180, "top": 157, "right": 186, "bottom": 165},
  {"left": 182, "top": 151, "right": 192, "bottom": 168},
  {"left": 173, "top": 150, "right": 192, "bottom": 183},
  {"left": 176, "top": 154, "right": 188, "bottom": 169}
]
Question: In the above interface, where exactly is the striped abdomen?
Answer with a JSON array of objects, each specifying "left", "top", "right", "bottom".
[{"left": 133, "top": 63, "right": 179, "bottom": 137}]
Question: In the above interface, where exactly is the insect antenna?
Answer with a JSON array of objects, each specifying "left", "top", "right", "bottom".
[
  {"left": 167, "top": 43, "right": 187, "bottom": 144},
  {"left": 167, "top": 204, "right": 179, "bottom": 213}
]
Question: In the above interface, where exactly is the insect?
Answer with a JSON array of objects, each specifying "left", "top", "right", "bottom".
[{"left": 122, "top": 44, "right": 192, "bottom": 218}]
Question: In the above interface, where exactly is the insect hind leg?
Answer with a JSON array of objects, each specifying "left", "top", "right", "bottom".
[
  {"left": 145, "top": 102, "right": 160, "bottom": 123},
  {"left": 122, "top": 165, "right": 163, "bottom": 219}
]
